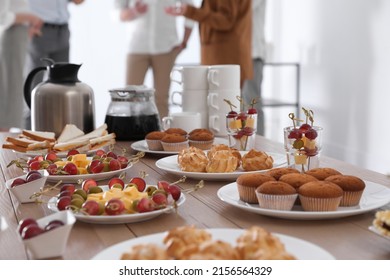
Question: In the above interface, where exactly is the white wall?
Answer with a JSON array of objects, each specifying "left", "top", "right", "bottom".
[{"left": 69, "top": 0, "right": 390, "bottom": 175}]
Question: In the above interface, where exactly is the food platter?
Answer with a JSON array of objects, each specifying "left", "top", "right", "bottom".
[
  {"left": 46, "top": 163, "right": 133, "bottom": 183},
  {"left": 14, "top": 146, "right": 108, "bottom": 158},
  {"left": 91, "top": 228, "right": 335, "bottom": 260},
  {"left": 217, "top": 181, "right": 390, "bottom": 220},
  {"left": 155, "top": 152, "right": 287, "bottom": 181},
  {"left": 47, "top": 188, "right": 186, "bottom": 224},
  {"left": 131, "top": 137, "right": 229, "bottom": 155}
]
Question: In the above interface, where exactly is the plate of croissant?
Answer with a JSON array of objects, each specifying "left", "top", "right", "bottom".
[{"left": 155, "top": 145, "right": 288, "bottom": 181}]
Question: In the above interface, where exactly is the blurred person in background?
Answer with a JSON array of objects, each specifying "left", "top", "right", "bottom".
[
  {"left": 24, "top": 0, "right": 85, "bottom": 129},
  {"left": 165, "top": 0, "right": 253, "bottom": 88},
  {"left": 0, "top": 0, "right": 42, "bottom": 131},
  {"left": 242, "top": 0, "right": 266, "bottom": 135},
  {"left": 115, "top": 0, "right": 195, "bottom": 118}
]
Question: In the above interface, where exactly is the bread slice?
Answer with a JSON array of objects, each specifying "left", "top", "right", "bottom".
[
  {"left": 70, "top": 123, "right": 108, "bottom": 142},
  {"left": 89, "top": 133, "right": 116, "bottom": 150},
  {"left": 52, "top": 139, "right": 90, "bottom": 152},
  {"left": 57, "top": 124, "right": 85, "bottom": 143},
  {"left": 2, "top": 142, "right": 50, "bottom": 153},
  {"left": 22, "top": 130, "right": 56, "bottom": 142}
]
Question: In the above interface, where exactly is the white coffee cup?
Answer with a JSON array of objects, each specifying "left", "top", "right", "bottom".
[
  {"left": 207, "top": 64, "right": 240, "bottom": 91},
  {"left": 171, "top": 89, "right": 208, "bottom": 128},
  {"left": 207, "top": 89, "right": 240, "bottom": 136},
  {"left": 170, "top": 65, "right": 209, "bottom": 90},
  {"left": 162, "top": 112, "right": 202, "bottom": 132}
]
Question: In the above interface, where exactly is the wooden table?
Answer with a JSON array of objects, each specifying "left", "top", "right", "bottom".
[{"left": 1, "top": 132, "right": 389, "bottom": 260}]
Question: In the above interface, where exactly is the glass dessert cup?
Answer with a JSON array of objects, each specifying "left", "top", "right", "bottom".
[{"left": 226, "top": 113, "right": 257, "bottom": 151}]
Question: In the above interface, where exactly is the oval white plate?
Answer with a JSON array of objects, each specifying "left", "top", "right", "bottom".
[
  {"left": 14, "top": 146, "right": 108, "bottom": 158},
  {"left": 155, "top": 152, "right": 287, "bottom": 181},
  {"left": 217, "top": 181, "right": 390, "bottom": 220},
  {"left": 91, "top": 228, "right": 335, "bottom": 260},
  {"left": 47, "top": 190, "right": 185, "bottom": 224},
  {"left": 46, "top": 163, "right": 133, "bottom": 183},
  {"left": 131, "top": 137, "right": 229, "bottom": 155}
]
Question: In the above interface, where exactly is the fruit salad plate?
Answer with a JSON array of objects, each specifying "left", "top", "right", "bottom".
[
  {"left": 217, "top": 181, "right": 390, "bottom": 220},
  {"left": 131, "top": 137, "right": 229, "bottom": 155},
  {"left": 47, "top": 191, "right": 186, "bottom": 224},
  {"left": 14, "top": 146, "right": 107, "bottom": 158},
  {"left": 155, "top": 152, "right": 287, "bottom": 181},
  {"left": 46, "top": 163, "right": 133, "bottom": 183},
  {"left": 91, "top": 228, "right": 335, "bottom": 260}
]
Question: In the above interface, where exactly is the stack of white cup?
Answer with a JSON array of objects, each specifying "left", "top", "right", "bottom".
[
  {"left": 207, "top": 64, "right": 241, "bottom": 137},
  {"left": 166, "top": 64, "right": 241, "bottom": 137}
]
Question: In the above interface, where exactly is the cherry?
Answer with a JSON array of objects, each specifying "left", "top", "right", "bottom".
[
  {"left": 67, "top": 149, "right": 80, "bottom": 157},
  {"left": 81, "top": 178, "right": 98, "bottom": 192},
  {"left": 129, "top": 177, "right": 146, "bottom": 192},
  {"left": 288, "top": 128, "right": 302, "bottom": 139},
  {"left": 21, "top": 224, "right": 44, "bottom": 239},
  {"left": 108, "top": 177, "right": 125, "bottom": 189},
  {"left": 105, "top": 198, "right": 125, "bottom": 215},
  {"left": 305, "top": 128, "right": 318, "bottom": 140},
  {"left": 81, "top": 200, "right": 100, "bottom": 215},
  {"left": 299, "top": 123, "right": 312, "bottom": 132},
  {"left": 18, "top": 218, "right": 38, "bottom": 234},
  {"left": 63, "top": 162, "right": 78, "bottom": 175},
  {"left": 11, "top": 178, "right": 27, "bottom": 188}
]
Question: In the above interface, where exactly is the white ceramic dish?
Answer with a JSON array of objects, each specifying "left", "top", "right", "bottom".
[
  {"left": 5, "top": 170, "right": 49, "bottom": 203},
  {"left": 0, "top": 216, "right": 8, "bottom": 232},
  {"left": 217, "top": 181, "right": 390, "bottom": 220},
  {"left": 155, "top": 152, "right": 287, "bottom": 181},
  {"left": 47, "top": 191, "right": 186, "bottom": 224},
  {"left": 369, "top": 226, "right": 390, "bottom": 241},
  {"left": 14, "top": 146, "right": 108, "bottom": 158},
  {"left": 19, "top": 210, "right": 76, "bottom": 259},
  {"left": 91, "top": 228, "right": 335, "bottom": 260},
  {"left": 131, "top": 137, "right": 229, "bottom": 155},
  {"left": 46, "top": 163, "right": 133, "bottom": 183}
]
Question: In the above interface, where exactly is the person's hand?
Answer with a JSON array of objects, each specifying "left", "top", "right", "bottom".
[
  {"left": 72, "top": 0, "right": 85, "bottom": 5},
  {"left": 165, "top": 3, "right": 187, "bottom": 16},
  {"left": 134, "top": 0, "right": 148, "bottom": 15},
  {"left": 28, "top": 15, "right": 43, "bottom": 37}
]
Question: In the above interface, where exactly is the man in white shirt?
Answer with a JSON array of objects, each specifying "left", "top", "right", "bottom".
[
  {"left": 24, "top": 0, "right": 85, "bottom": 129},
  {"left": 242, "top": 0, "right": 267, "bottom": 136},
  {"left": 0, "top": 0, "right": 42, "bottom": 130},
  {"left": 115, "top": 0, "right": 194, "bottom": 118}
]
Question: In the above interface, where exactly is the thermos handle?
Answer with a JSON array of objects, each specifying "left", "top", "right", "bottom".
[{"left": 24, "top": 66, "right": 46, "bottom": 108}]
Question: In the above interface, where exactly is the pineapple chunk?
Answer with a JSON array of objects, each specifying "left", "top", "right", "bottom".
[
  {"left": 245, "top": 118, "right": 255, "bottom": 128},
  {"left": 72, "top": 154, "right": 87, "bottom": 162},
  {"left": 303, "top": 137, "right": 316, "bottom": 150},
  {"left": 229, "top": 119, "right": 242, "bottom": 129},
  {"left": 77, "top": 167, "right": 88, "bottom": 174},
  {"left": 294, "top": 153, "right": 307, "bottom": 165}
]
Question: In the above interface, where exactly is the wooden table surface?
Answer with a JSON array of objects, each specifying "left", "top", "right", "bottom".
[{"left": 0, "top": 132, "right": 389, "bottom": 260}]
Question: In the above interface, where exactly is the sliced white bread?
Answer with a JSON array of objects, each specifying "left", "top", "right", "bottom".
[
  {"left": 22, "top": 130, "right": 56, "bottom": 142},
  {"left": 57, "top": 124, "right": 85, "bottom": 143},
  {"left": 70, "top": 123, "right": 108, "bottom": 142}
]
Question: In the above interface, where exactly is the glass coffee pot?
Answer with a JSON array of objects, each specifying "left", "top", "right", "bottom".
[{"left": 105, "top": 85, "right": 161, "bottom": 141}]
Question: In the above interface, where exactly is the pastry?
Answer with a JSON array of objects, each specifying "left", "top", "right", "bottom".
[
  {"left": 145, "top": 131, "right": 166, "bottom": 151},
  {"left": 177, "top": 147, "right": 208, "bottom": 172},
  {"left": 120, "top": 244, "right": 170, "bottom": 260},
  {"left": 182, "top": 240, "right": 240, "bottom": 260},
  {"left": 206, "top": 150, "right": 238, "bottom": 173},
  {"left": 265, "top": 167, "right": 300, "bottom": 180},
  {"left": 236, "top": 226, "right": 296, "bottom": 260},
  {"left": 207, "top": 144, "right": 241, "bottom": 169},
  {"left": 236, "top": 173, "right": 276, "bottom": 203},
  {"left": 372, "top": 210, "right": 390, "bottom": 237},
  {"left": 241, "top": 149, "right": 273, "bottom": 171},
  {"left": 160, "top": 133, "right": 189, "bottom": 152},
  {"left": 298, "top": 181, "right": 343, "bottom": 211},
  {"left": 255, "top": 181, "right": 298, "bottom": 210},
  {"left": 324, "top": 174, "right": 366, "bottom": 206},
  {"left": 304, "top": 167, "right": 342, "bottom": 180}
]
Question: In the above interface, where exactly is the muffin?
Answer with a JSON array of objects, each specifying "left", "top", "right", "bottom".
[
  {"left": 372, "top": 210, "right": 390, "bottom": 237},
  {"left": 265, "top": 167, "right": 300, "bottom": 180},
  {"left": 241, "top": 149, "right": 274, "bottom": 171},
  {"left": 279, "top": 173, "right": 319, "bottom": 191},
  {"left": 188, "top": 130, "right": 215, "bottom": 150},
  {"left": 178, "top": 147, "right": 208, "bottom": 172},
  {"left": 164, "top": 128, "right": 188, "bottom": 136},
  {"left": 236, "top": 173, "right": 276, "bottom": 204},
  {"left": 304, "top": 167, "right": 342, "bottom": 180},
  {"left": 298, "top": 181, "right": 343, "bottom": 211},
  {"left": 145, "top": 130, "right": 166, "bottom": 151},
  {"left": 324, "top": 174, "right": 366, "bottom": 206},
  {"left": 255, "top": 181, "right": 298, "bottom": 211},
  {"left": 206, "top": 150, "right": 238, "bottom": 173},
  {"left": 161, "top": 133, "right": 189, "bottom": 152}
]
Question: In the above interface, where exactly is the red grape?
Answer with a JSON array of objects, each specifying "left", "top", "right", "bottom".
[
  {"left": 81, "top": 179, "right": 98, "bottom": 192},
  {"left": 63, "top": 162, "right": 78, "bottom": 175},
  {"left": 26, "top": 172, "right": 42, "bottom": 182},
  {"left": 105, "top": 198, "right": 125, "bottom": 215},
  {"left": 288, "top": 128, "right": 302, "bottom": 139},
  {"left": 21, "top": 224, "right": 44, "bottom": 239},
  {"left": 18, "top": 218, "right": 38, "bottom": 234},
  {"left": 57, "top": 196, "right": 71, "bottom": 211},
  {"left": 108, "top": 177, "right": 125, "bottom": 189},
  {"left": 60, "top": 184, "right": 76, "bottom": 195},
  {"left": 11, "top": 178, "right": 27, "bottom": 188},
  {"left": 167, "top": 184, "right": 181, "bottom": 201},
  {"left": 299, "top": 123, "right": 312, "bottom": 132},
  {"left": 44, "top": 220, "right": 64, "bottom": 231},
  {"left": 44, "top": 152, "right": 58, "bottom": 162},
  {"left": 29, "top": 160, "right": 41, "bottom": 171},
  {"left": 129, "top": 177, "right": 146, "bottom": 192},
  {"left": 108, "top": 159, "right": 121, "bottom": 171},
  {"left": 247, "top": 108, "right": 257, "bottom": 114},
  {"left": 136, "top": 197, "right": 156, "bottom": 213},
  {"left": 117, "top": 156, "right": 129, "bottom": 169},
  {"left": 67, "top": 149, "right": 80, "bottom": 157},
  {"left": 82, "top": 200, "right": 100, "bottom": 215},
  {"left": 305, "top": 128, "right": 318, "bottom": 140}
]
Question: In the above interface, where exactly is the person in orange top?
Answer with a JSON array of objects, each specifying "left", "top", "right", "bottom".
[{"left": 166, "top": 0, "right": 253, "bottom": 88}]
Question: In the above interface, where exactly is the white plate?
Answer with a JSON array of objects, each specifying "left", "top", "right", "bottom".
[
  {"left": 47, "top": 190, "right": 186, "bottom": 224},
  {"left": 131, "top": 137, "right": 229, "bottom": 155},
  {"left": 369, "top": 226, "right": 390, "bottom": 241},
  {"left": 217, "top": 181, "right": 390, "bottom": 220},
  {"left": 14, "top": 147, "right": 107, "bottom": 158},
  {"left": 91, "top": 228, "right": 335, "bottom": 260},
  {"left": 46, "top": 163, "right": 133, "bottom": 183},
  {"left": 155, "top": 152, "right": 287, "bottom": 181}
]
